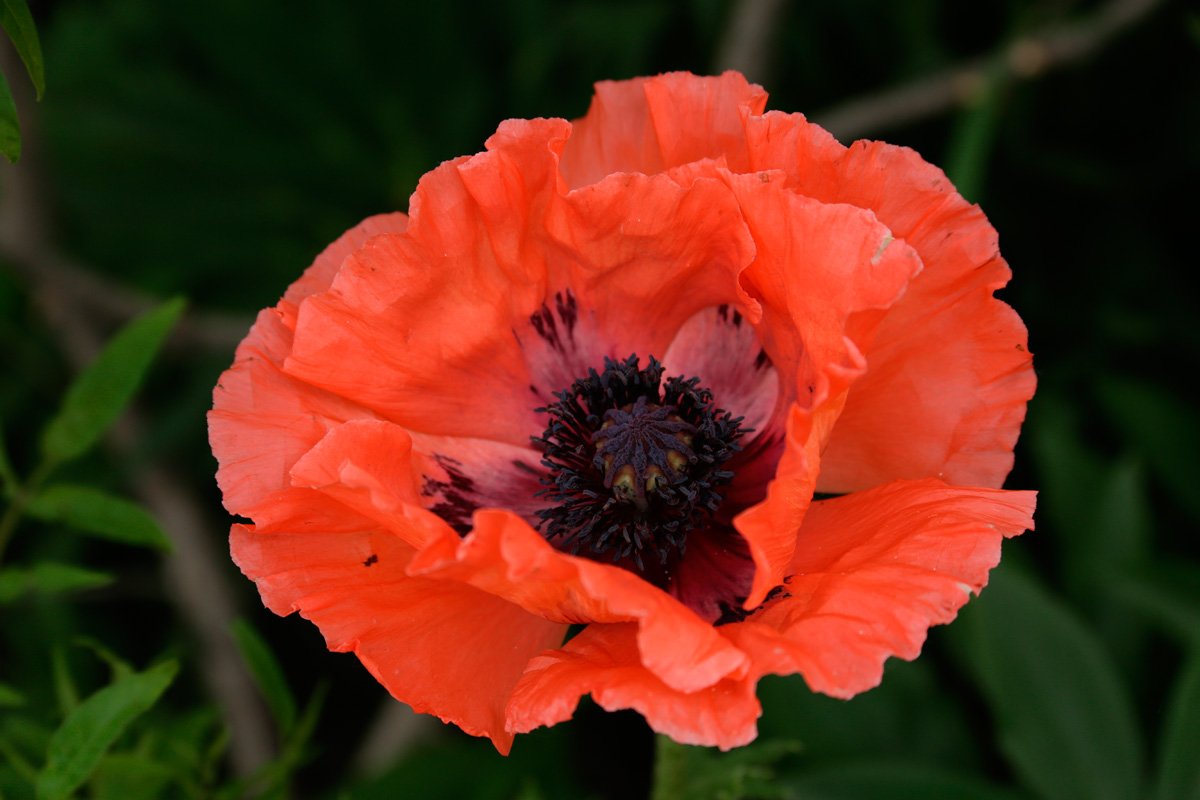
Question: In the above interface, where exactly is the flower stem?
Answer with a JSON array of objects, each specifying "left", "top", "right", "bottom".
[{"left": 650, "top": 734, "right": 691, "bottom": 800}]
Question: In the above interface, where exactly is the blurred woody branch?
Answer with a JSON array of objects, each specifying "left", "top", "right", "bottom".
[{"left": 807, "top": 0, "right": 1166, "bottom": 141}]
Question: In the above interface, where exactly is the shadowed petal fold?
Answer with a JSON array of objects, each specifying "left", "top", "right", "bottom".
[{"left": 732, "top": 479, "right": 1036, "bottom": 697}]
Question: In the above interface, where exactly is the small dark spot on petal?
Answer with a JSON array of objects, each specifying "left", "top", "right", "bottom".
[
  {"left": 513, "top": 460, "right": 541, "bottom": 475},
  {"left": 363, "top": 554, "right": 378, "bottom": 566}
]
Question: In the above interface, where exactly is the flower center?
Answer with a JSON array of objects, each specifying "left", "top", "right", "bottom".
[{"left": 535, "top": 355, "right": 746, "bottom": 571}]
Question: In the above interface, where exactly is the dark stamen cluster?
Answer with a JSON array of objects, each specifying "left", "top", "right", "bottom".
[{"left": 534, "top": 355, "right": 746, "bottom": 570}]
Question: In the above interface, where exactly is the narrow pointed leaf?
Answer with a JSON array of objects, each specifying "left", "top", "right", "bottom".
[
  {"left": 0, "top": 563, "right": 113, "bottom": 604},
  {"left": 1097, "top": 376, "right": 1200, "bottom": 523},
  {"left": 0, "top": 419, "right": 18, "bottom": 495},
  {"left": 1155, "top": 653, "right": 1200, "bottom": 800},
  {"left": 40, "top": 298, "right": 184, "bottom": 465},
  {"left": 0, "top": 0, "right": 45, "bottom": 97},
  {"left": 29, "top": 562, "right": 114, "bottom": 595},
  {"left": 0, "top": 66, "right": 18, "bottom": 163},
  {"left": 36, "top": 660, "right": 178, "bottom": 800},
  {"left": 27, "top": 485, "right": 172, "bottom": 552},
  {"left": 90, "top": 753, "right": 175, "bottom": 800},
  {"left": 965, "top": 568, "right": 1143, "bottom": 800},
  {"left": 230, "top": 619, "right": 296, "bottom": 735},
  {"left": 74, "top": 637, "right": 135, "bottom": 684},
  {"left": 53, "top": 647, "right": 79, "bottom": 717}
]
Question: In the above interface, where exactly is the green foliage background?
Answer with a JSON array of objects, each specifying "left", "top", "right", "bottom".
[{"left": 1, "top": 0, "right": 1198, "bottom": 798}]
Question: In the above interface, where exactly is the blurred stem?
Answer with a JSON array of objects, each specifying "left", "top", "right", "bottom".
[
  {"left": 650, "top": 735, "right": 689, "bottom": 800},
  {"left": 0, "top": 458, "right": 54, "bottom": 564},
  {"left": 944, "top": 57, "right": 1010, "bottom": 204}
]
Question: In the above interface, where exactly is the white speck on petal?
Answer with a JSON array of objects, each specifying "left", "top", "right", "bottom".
[{"left": 872, "top": 235, "right": 895, "bottom": 265}]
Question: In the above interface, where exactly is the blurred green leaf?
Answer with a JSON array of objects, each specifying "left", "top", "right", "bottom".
[
  {"left": 1090, "top": 458, "right": 1152, "bottom": 580},
  {"left": 1096, "top": 376, "right": 1200, "bottom": 523},
  {"left": 230, "top": 619, "right": 297, "bottom": 736},
  {"left": 0, "top": 420, "right": 17, "bottom": 496},
  {"left": 1156, "top": 653, "right": 1200, "bottom": 800},
  {"left": 0, "top": 562, "right": 114, "bottom": 604},
  {"left": 90, "top": 753, "right": 175, "bottom": 800},
  {"left": 0, "top": 0, "right": 45, "bottom": 98},
  {"left": 756, "top": 656, "right": 981, "bottom": 768},
  {"left": 39, "top": 297, "right": 184, "bottom": 466},
  {"left": 1026, "top": 390, "right": 1106, "bottom": 550},
  {"left": 53, "top": 647, "right": 78, "bottom": 718},
  {"left": 0, "top": 732, "right": 39, "bottom": 785},
  {"left": 1111, "top": 563, "right": 1200, "bottom": 647},
  {"left": 0, "top": 681, "right": 25, "bottom": 708},
  {"left": 73, "top": 638, "right": 135, "bottom": 684},
  {"left": 652, "top": 735, "right": 798, "bottom": 800},
  {"left": 944, "top": 58, "right": 1009, "bottom": 203},
  {"left": 785, "top": 760, "right": 1024, "bottom": 800},
  {"left": 0, "top": 65, "right": 17, "bottom": 163},
  {"left": 26, "top": 485, "right": 171, "bottom": 552},
  {"left": 965, "top": 567, "right": 1143, "bottom": 800},
  {"left": 36, "top": 659, "right": 178, "bottom": 800}
]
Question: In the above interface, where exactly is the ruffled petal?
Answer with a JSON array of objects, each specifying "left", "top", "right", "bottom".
[
  {"left": 543, "top": 162, "right": 757, "bottom": 365},
  {"left": 231, "top": 517, "right": 563, "bottom": 754},
  {"left": 408, "top": 509, "right": 748, "bottom": 693},
  {"left": 283, "top": 186, "right": 546, "bottom": 445},
  {"left": 560, "top": 71, "right": 767, "bottom": 189},
  {"left": 730, "top": 479, "right": 1036, "bottom": 697},
  {"left": 209, "top": 214, "right": 407, "bottom": 516},
  {"left": 741, "top": 111, "right": 1034, "bottom": 489},
  {"left": 720, "top": 169, "right": 924, "bottom": 607},
  {"left": 730, "top": 404, "right": 817, "bottom": 608},
  {"left": 287, "top": 419, "right": 457, "bottom": 551},
  {"left": 277, "top": 212, "right": 410, "bottom": 330},
  {"left": 507, "top": 623, "right": 761, "bottom": 750},
  {"left": 728, "top": 169, "right": 923, "bottom": 411}
]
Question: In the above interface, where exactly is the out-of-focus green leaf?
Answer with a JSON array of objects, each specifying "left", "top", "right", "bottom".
[
  {"left": 1096, "top": 376, "right": 1200, "bottom": 523},
  {"left": 0, "top": 420, "right": 17, "bottom": 496},
  {"left": 27, "top": 485, "right": 171, "bottom": 552},
  {"left": 1111, "top": 564, "right": 1200, "bottom": 647},
  {"left": 0, "top": 0, "right": 45, "bottom": 98},
  {"left": 1090, "top": 458, "right": 1152, "bottom": 579},
  {"left": 0, "top": 66, "right": 18, "bottom": 163},
  {"left": 652, "top": 735, "right": 798, "bottom": 800},
  {"left": 1026, "top": 390, "right": 1105, "bottom": 553},
  {"left": 0, "top": 732, "right": 39, "bottom": 785},
  {"left": 785, "top": 760, "right": 1023, "bottom": 800},
  {"left": 756, "top": 656, "right": 980, "bottom": 768},
  {"left": 230, "top": 619, "right": 296, "bottom": 736},
  {"left": 0, "top": 563, "right": 113, "bottom": 604},
  {"left": 36, "top": 659, "right": 178, "bottom": 800},
  {"left": 1156, "top": 653, "right": 1200, "bottom": 800},
  {"left": 944, "top": 58, "right": 1009, "bottom": 203},
  {"left": 53, "top": 648, "right": 78, "bottom": 718},
  {"left": 29, "top": 562, "right": 113, "bottom": 594},
  {"left": 90, "top": 753, "right": 175, "bottom": 800},
  {"left": 39, "top": 297, "right": 184, "bottom": 465},
  {"left": 965, "top": 567, "right": 1143, "bottom": 800},
  {"left": 74, "top": 638, "right": 135, "bottom": 684},
  {"left": 0, "top": 681, "right": 25, "bottom": 707}
]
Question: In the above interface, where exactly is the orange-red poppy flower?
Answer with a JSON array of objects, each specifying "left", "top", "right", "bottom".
[{"left": 210, "top": 71, "right": 1036, "bottom": 753}]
